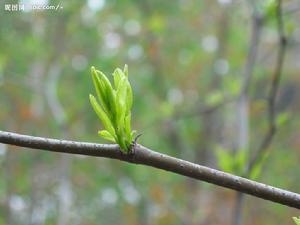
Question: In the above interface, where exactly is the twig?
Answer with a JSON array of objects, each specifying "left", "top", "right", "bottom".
[
  {"left": 171, "top": 97, "right": 234, "bottom": 122},
  {"left": 239, "top": 14, "right": 263, "bottom": 97},
  {"left": 0, "top": 130, "right": 299, "bottom": 209},
  {"left": 246, "top": 0, "right": 287, "bottom": 174}
]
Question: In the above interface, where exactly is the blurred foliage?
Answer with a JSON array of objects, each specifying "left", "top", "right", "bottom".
[
  {"left": 0, "top": 0, "right": 300, "bottom": 225},
  {"left": 293, "top": 216, "right": 300, "bottom": 225}
]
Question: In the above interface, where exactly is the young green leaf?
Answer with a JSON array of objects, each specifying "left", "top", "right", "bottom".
[
  {"left": 91, "top": 67, "right": 110, "bottom": 113},
  {"left": 116, "top": 131, "right": 127, "bottom": 151},
  {"left": 249, "top": 150, "right": 270, "bottom": 180},
  {"left": 216, "top": 147, "right": 235, "bottom": 174},
  {"left": 98, "top": 130, "right": 115, "bottom": 142},
  {"left": 113, "top": 68, "right": 123, "bottom": 89},
  {"left": 96, "top": 70, "right": 117, "bottom": 120},
  {"left": 89, "top": 94, "right": 116, "bottom": 137},
  {"left": 89, "top": 65, "right": 136, "bottom": 153},
  {"left": 124, "top": 113, "right": 132, "bottom": 141},
  {"left": 125, "top": 79, "right": 133, "bottom": 115},
  {"left": 131, "top": 130, "right": 137, "bottom": 139},
  {"left": 116, "top": 77, "right": 128, "bottom": 129},
  {"left": 124, "top": 64, "right": 128, "bottom": 77}
]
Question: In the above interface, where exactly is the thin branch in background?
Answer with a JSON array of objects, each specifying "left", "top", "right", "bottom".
[
  {"left": 173, "top": 97, "right": 234, "bottom": 120},
  {"left": 162, "top": 6, "right": 263, "bottom": 128},
  {"left": 246, "top": 0, "right": 287, "bottom": 174},
  {"left": 140, "top": 97, "right": 233, "bottom": 133},
  {"left": 0, "top": 130, "right": 300, "bottom": 209},
  {"left": 236, "top": 11, "right": 263, "bottom": 151},
  {"left": 239, "top": 15, "right": 264, "bottom": 97}
]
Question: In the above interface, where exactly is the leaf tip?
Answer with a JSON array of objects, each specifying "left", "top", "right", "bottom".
[{"left": 124, "top": 64, "right": 128, "bottom": 77}]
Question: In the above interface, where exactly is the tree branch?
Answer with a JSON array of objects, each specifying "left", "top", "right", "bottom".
[{"left": 0, "top": 130, "right": 299, "bottom": 209}]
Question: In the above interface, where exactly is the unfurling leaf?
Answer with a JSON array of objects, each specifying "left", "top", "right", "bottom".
[
  {"left": 91, "top": 67, "right": 109, "bottom": 113},
  {"left": 124, "top": 64, "right": 128, "bottom": 77},
  {"left": 116, "top": 77, "right": 127, "bottom": 128},
  {"left": 96, "top": 69, "right": 117, "bottom": 120},
  {"left": 126, "top": 79, "right": 133, "bottom": 114},
  {"left": 113, "top": 68, "right": 123, "bottom": 89},
  {"left": 125, "top": 113, "right": 132, "bottom": 140},
  {"left": 98, "top": 130, "right": 115, "bottom": 142},
  {"left": 89, "top": 65, "right": 136, "bottom": 153},
  {"left": 89, "top": 94, "right": 116, "bottom": 137}
]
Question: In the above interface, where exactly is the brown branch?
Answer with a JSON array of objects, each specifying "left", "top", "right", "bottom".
[
  {"left": 246, "top": 0, "right": 287, "bottom": 174},
  {"left": 0, "top": 130, "right": 299, "bottom": 209},
  {"left": 239, "top": 13, "right": 263, "bottom": 97}
]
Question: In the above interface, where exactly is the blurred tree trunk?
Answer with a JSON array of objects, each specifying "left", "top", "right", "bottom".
[
  {"left": 4, "top": 147, "right": 14, "bottom": 225},
  {"left": 45, "top": 62, "right": 73, "bottom": 225},
  {"left": 232, "top": 8, "right": 263, "bottom": 225},
  {"left": 28, "top": 60, "right": 47, "bottom": 225}
]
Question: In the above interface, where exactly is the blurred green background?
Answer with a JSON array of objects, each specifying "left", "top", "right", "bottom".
[{"left": 0, "top": 0, "right": 300, "bottom": 224}]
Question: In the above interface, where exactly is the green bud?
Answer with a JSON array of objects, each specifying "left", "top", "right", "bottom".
[{"left": 89, "top": 65, "right": 136, "bottom": 153}]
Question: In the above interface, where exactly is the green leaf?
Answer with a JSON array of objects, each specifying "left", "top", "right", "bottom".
[
  {"left": 125, "top": 79, "right": 133, "bottom": 115},
  {"left": 234, "top": 149, "right": 248, "bottom": 175},
  {"left": 98, "top": 130, "right": 115, "bottom": 142},
  {"left": 113, "top": 68, "right": 123, "bottom": 89},
  {"left": 216, "top": 146, "right": 235, "bottom": 173},
  {"left": 276, "top": 112, "right": 289, "bottom": 127},
  {"left": 224, "top": 77, "right": 240, "bottom": 96},
  {"left": 96, "top": 69, "right": 117, "bottom": 119},
  {"left": 249, "top": 150, "right": 270, "bottom": 180},
  {"left": 116, "top": 77, "right": 127, "bottom": 129},
  {"left": 263, "top": 0, "right": 277, "bottom": 19},
  {"left": 286, "top": 21, "right": 295, "bottom": 36},
  {"left": 89, "top": 94, "right": 116, "bottom": 137},
  {"left": 91, "top": 67, "right": 110, "bottom": 113},
  {"left": 205, "top": 91, "right": 223, "bottom": 106},
  {"left": 116, "top": 131, "right": 127, "bottom": 152},
  {"left": 124, "top": 64, "right": 128, "bottom": 77},
  {"left": 124, "top": 113, "right": 132, "bottom": 141},
  {"left": 131, "top": 130, "right": 137, "bottom": 139}
]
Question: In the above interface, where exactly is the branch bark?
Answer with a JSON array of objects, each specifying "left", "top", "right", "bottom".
[{"left": 0, "top": 130, "right": 299, "bottom": 209}]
